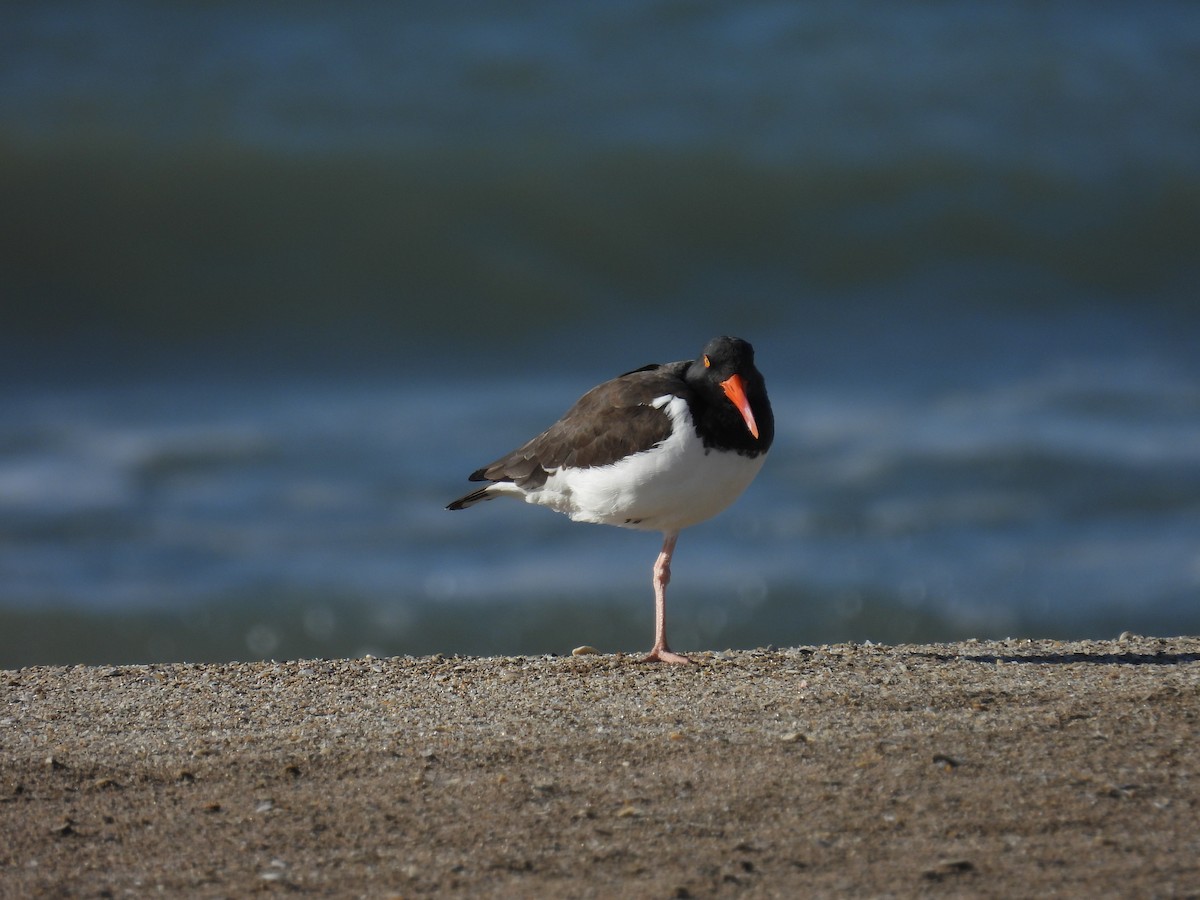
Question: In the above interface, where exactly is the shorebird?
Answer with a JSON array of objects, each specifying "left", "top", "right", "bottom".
[{"left": 447, "top": 336, "right": 773, "bottom": 663}]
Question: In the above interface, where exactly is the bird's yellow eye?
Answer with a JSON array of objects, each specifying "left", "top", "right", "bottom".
[{"left": 703, "top": 355, "right": 711, "bottom": 368}]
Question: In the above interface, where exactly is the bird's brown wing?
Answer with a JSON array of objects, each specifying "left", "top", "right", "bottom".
[{"left": 469, "top": 363, "right": 689, "bottom": 490}]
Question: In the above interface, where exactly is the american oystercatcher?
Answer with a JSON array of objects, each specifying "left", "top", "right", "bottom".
[{"left": 447, "top": 336, "right": 773, "bottom": 663}]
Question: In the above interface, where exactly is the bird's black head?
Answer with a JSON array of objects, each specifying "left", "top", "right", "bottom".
[{"left": 687, "top": 336, "right": 774, "bottom": 453}]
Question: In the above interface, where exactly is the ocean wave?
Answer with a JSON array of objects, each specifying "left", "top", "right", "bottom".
[
  {"left": 3, "top": 3, "right": 1199, "bottom": 345},
  {"left": 1, "top": 143, "right": 1197, "bottom": 347}
]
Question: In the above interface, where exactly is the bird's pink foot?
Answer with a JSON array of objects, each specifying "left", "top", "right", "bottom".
[{"left": 641, "top": 646, "right": 693, "bottom": 665}]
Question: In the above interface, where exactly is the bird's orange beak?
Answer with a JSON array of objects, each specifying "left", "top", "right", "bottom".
[{"left": 719, "top": 373, "right": 759, "bottom": 439}]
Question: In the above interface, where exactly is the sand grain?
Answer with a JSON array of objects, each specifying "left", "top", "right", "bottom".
[{"left": 2, "top": 637, "right": 1198, "bottom": 897}]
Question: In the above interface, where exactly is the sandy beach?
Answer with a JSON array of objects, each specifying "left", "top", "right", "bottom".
[{"left": 2, "top": 635, "right": 1198, "bottom": 898}]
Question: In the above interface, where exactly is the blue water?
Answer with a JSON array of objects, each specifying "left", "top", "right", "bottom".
[{"left": 2, "top": 2, "right": 1198, "bottom": 665}]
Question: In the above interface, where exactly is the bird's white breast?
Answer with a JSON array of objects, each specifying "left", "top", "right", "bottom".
[{"left": 524, "top": 395, "right": 766, "bottom": 533}]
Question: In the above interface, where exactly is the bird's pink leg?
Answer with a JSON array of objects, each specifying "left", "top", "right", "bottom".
[{"left": 642, "top": 531, "right": 692, "bottom": 664}]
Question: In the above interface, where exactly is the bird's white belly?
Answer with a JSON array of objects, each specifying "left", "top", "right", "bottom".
[{"left": 527, "top": 395, "right": 767, "bottom": 533}]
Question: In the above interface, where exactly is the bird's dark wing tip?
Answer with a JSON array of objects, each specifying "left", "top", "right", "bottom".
[{"left": 447, "top": 485, "right": 493, "bottom": 510}]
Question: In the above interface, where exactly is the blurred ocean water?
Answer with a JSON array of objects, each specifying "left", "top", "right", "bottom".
[{"left": 1, "top": 2, "right": 1198, "bottom": 665}]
